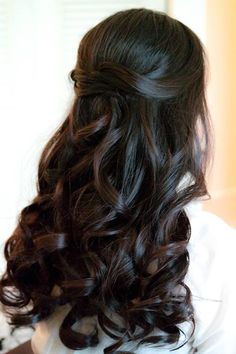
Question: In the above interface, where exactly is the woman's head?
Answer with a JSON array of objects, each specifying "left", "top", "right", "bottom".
[
  {"left": 68, "top": 7, "right": 211, "bottom": 185},
  {"left": 72, "top": 8, "right": 205, "bottom": 99},
  {"left": 0, "top": 8, "right": 211, "bottom": 354}
]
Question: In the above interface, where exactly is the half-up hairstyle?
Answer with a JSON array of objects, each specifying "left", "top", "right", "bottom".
[{"left": 0, "top": 8, "right": 212, "bottom": 353}]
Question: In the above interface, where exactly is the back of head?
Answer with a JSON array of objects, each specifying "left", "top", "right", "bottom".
[
  {"left": 69, "top": 7, "right": 211, "bottom": 187},
  {"left": 0, "top": 7, "right": 212, "bottom": 354}
]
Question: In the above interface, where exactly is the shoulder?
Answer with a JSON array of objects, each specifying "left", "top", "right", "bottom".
[
  {"left": 184, "top": 199, "right": 236, "bottom": 251},
  {"left": 182, "top": 200, "right": 236, "bottom": 351},
  {"left": 31, "top": 304, "right": 72, "bottom": 354},
  {"left": 183, "top": 199, "right": 236, "bottom": 300}
]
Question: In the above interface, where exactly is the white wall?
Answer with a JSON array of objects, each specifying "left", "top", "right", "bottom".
[{"left": 168, "top": 0, "right": 206, "bottom": 43}]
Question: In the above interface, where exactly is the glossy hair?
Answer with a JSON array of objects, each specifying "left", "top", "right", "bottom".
[{"left": 0, "top": 8, "right": 212, "bottom": 353}]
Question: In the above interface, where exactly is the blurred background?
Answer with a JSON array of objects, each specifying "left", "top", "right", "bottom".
[{"left": 0, "top": 0, "right": 236, "bottom": 267}]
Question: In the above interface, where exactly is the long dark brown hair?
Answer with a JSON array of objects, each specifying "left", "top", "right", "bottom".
[{"left": 0, "top": 8, "right": 212, "bottom": 353}]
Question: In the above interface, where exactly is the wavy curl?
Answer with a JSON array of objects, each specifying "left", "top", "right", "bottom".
[{"left": 0, "top": 8, "right": 212, "bottom": 354}]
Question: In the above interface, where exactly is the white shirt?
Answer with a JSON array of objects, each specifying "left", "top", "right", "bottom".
[{"left": 31, "top": 185, "right": 236, "bottom": 353}]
